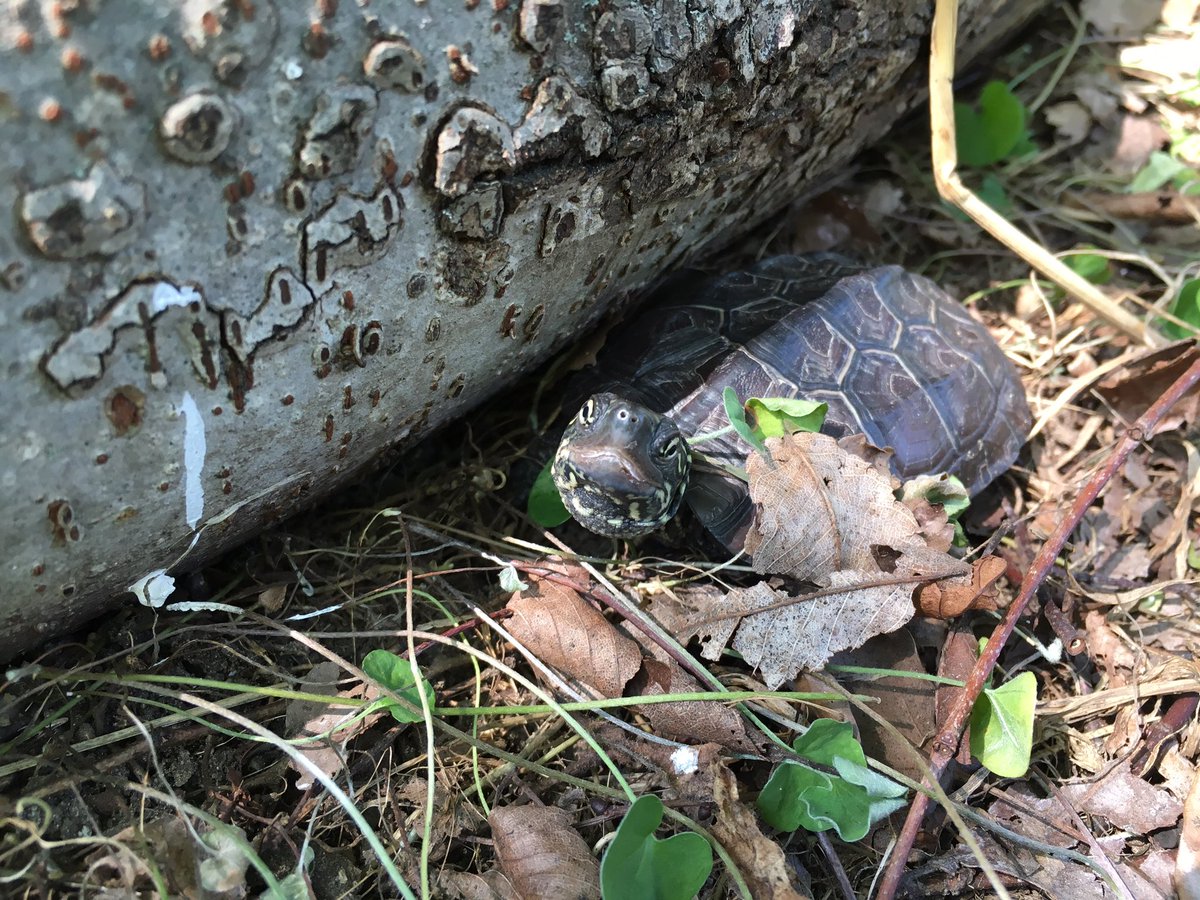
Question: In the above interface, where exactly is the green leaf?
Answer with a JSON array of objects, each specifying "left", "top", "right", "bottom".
[
  {"left": 970, "top": 671, "right": 1037, "bottom": 777},
  {"left": 909, "top": 473, "right": 969, "bottom": 518},
  {"left": 1158, "top": 278, "right": 1200, "bottom": 340},
  {"left": 956, "top": 80, "right": 1029, "bottom": 167},
  {"left": 722, "top": 387, "right": 768, "bottom": 457},
  {"left": 600, "top": 795, "right": 713, "bottom": 900},
  {"left": 361, "top": 649, "right": 436, "bottom": 724},
  {"left": 756, "top": 719, "right": 906, "bottom": 841},
  {"left": 1170, "top": 135, "right": 1200, "bottom": 173},
  {"left": 745, "top": 397, "right": 828, "bottom": 438},
  {"left": 1063, "top": 249, "right": 1112, "bottom": 286},
  {"left": 1179, "top": 71, "right": 1200, "bottom": 106},
  {"left": 1188, "top": 541, "right": 1200, "bottom": 571},
  {"left": 527, "top": 458, "right": 571, "bottom": 527},
  {"left": 976, "top": 173, "right": 1013, "bottom": 213},
  {"left": 263, "top": 871, "right": 314, "bottom": 900},
  {"left": 1128, "top": 151, "right": 1191, "bottom": 193},
  {"left": 1138, "top": 591, "right": 1164, "bottom": 614},
  {"left": 901, "top": 473, "right": 970, "bottom": 544}
]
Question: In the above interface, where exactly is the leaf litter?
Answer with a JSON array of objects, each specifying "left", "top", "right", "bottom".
[{"left": 678, "top": 432, "right": 997, "bottom": 689}]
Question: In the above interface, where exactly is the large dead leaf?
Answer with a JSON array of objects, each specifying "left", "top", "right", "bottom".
[
  {"left": 627, "top": 655, "right": 760, "bottom": 754},
  {"left": 1177, "top": 764, "right": 1200, "bottom": 900},
  {"left": 1096, "top": 341, "right": 1200, "bottom": 433},
  {"left": 680, "top": 433, "right": 974, "bottom": 687},
  {"left": 1062, "top": 760, "right": 1184, "bottom": 834},
  {"left": 710, "top": 760, "right": 812, "bottom": 900},
  {"left": 724, "top": 575, "right": 916, "bottom": 689},
  {"left": 745, "top": 433, "right": 918, "bottom": 583},
  {"left": 833, "top": 630, "right": 938, "bottom": 782},
  {"left": 506, "top": 574, "right": 642, "bottom": 698},
  {"left": 490, "top": 805, "right": 600, "bottom": 900}
]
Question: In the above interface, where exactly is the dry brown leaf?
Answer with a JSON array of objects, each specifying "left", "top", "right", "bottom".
[
  {"left": 87, "top": 815, "right": 206, "bottom": 898},
  {"left": 286, "top": 660, "right": 382, "bottom": 790},
  {"left": 692, "top": 572, "right": 914, "bottom": 689},
  {"left": 1084, "top": 610, "right": 1139, "bottom": 683},
  {"left": 834, "top": 630, "right": 937, "bottom": 782},
  {"left": 506, "top": 575, "right": 642, "bottom": 698},
  {"left": 1110, "top": 114, "right": 1172, "bottom": 175},
  {"left": 987, "top": 783, "right": 1081, "bottom": 848},
  {"left": 1096, "top": 341, "right": 1200, "bottom": 433},
  {"left": 745, "top": 433, "right": 918, "bottom": 583},
  {"left": 1045, "top": 100, "right": 1093, "bottom": 145},
  {"left": 259, "top": 583, "right": 287, "bottom": 612},
  {"left": 438, "top": 870, "right": 515, "bottom": 900},
  {"left": 1062, "top": 761, "right": 1184, "bottom": 834},
  {"left": 1176, "top": 763, "right": 1200, "bottom": 899},
  {"left": 680, "top": 434, "right": 979, "bottom": 686},
  {"left": 710, "top": 761, "right": 812, "bottom": 900},
  {"left": 490, "top": 805, "right": 600, "bottom": 900},
  {"left": 627, "top": 656, "right": 760, "bottom": 754},
  {"left": 1081, "top": 0, "right": 1160, "bottom": 35},
  {"left": 902, "top": 498, "right": 956, "bottom": 553},
  {"left": 914, "top": 555, "right": 1007, "bottom": 618}
]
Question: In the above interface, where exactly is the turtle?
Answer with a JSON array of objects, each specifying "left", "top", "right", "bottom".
[{"left": 550, "top": 255, "right": 1030, "bottom": 549}]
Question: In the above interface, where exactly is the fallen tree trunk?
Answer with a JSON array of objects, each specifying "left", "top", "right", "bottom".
[{"left": 0, "top": 0, "right": 1045, "bottom": 659}]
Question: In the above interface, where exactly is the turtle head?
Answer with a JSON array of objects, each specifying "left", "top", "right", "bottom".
[{"left": 552, "top": 392, "right": 691, "bottom": 537}]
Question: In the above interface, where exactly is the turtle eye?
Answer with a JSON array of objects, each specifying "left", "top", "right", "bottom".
[{"left": 578, "top": 398, "right": 596, "bottom": 425}]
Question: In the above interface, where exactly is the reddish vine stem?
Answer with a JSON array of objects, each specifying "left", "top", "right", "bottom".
[{"left": 875, "top": 353, "right": 1200, "bottom": 900}]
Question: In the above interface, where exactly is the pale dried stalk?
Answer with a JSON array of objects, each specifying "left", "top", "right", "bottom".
[{"left": 928, "top": 0, "right": 1165, "bottom": 347}]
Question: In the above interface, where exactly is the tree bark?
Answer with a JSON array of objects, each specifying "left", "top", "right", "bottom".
[{"left": 0, "top": 0, "right": 1044, "bottom": 659}]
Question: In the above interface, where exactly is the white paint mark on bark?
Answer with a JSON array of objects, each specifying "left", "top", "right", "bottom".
[
  {"left": 150, "top": 281, "right": 201, "bottom": 314},
  {"left": 130, "top": 570, "right": 175, "bottom": 608},
  {"left": 179, "top": 392, "right": 206, "bottom": 530}
]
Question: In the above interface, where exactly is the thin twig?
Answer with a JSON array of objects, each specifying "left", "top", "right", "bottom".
[{"left": 816, "top": 830, "right": 856, "bottom": 900}]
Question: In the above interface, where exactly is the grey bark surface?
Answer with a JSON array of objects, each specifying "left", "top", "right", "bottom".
[{"left": 0, "top": 0, "right": 1043, "bottom": 660}]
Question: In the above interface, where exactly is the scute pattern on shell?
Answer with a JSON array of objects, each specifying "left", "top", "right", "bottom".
[{"left": 578, "top": 255, "right": 1031, "bottom": 550}]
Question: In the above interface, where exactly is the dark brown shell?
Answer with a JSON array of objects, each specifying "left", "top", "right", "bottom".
[{"left": 587, "top": 255, "right": 1030, "bottom": 548}]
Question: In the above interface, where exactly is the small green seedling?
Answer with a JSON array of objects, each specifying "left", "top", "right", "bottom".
[
  {"left": 722, "top": 387, "right": 828, "bottom": 457},
  {"left": 900, "top": 473, "right": 970, "bottom": 545},
  {"left": 361, "top": 649, "right": 435, "bottom": 724},
  {"left": 956, "top": 80, "right": 1035, "bottom": 168},
  {"left": 745, "top": 396, "right": 828, "bottom": 439},
  {"left": 527, "top": 459, "right": 571, "bottom": 528},
  {"left": 1062, "top": 249, "right": 1113, "bottom": 286},
  {"left": 600, "top": 795, "right": 712, "bottom": 900},
  {"left": 1159, "top": 278, "right": 1200, "bottom": 340},
  {"left": 1128, "top": 151, "right": 1200, "bottom": 195},
  {"left": 970, "top": 670, "right": 1037, "bottom": 778},
  {"left": 967, "top": 638, "right": 1037, "bottom": 778},
  {"left": 756, "top": 719, "right": 906, "bottom": 841}
]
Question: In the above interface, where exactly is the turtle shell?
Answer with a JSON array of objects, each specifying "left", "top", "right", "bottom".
[{"left": 580, "top": 255, "right": 1030, "bottom": 549}]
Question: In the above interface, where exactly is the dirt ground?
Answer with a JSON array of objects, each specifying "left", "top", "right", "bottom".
[{"left": 2, "top": 3, "right": 1199, "bottom": 898}]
